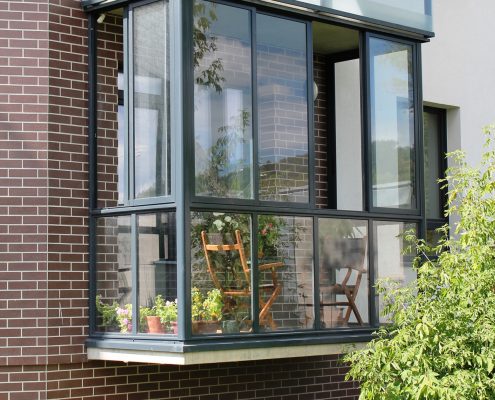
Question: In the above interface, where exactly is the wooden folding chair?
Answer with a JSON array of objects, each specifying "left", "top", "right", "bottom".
[
  {"left": 201, "top": 229, "right": 284, "bottom": 330},
  {"left": 319, "top": 236, "right": 367, "bottom": 325}
]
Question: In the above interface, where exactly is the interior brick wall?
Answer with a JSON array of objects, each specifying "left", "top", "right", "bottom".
[{"left": 314, "top": 53, "right": 329, "bottom": 209}]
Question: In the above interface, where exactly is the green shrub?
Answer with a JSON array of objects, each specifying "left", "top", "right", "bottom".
[{"left": 345, "top": 126, "right": 495, "bottom": 400}]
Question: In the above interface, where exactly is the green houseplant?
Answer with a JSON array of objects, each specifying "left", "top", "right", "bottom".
[
  {"left": 154, "top": 295, "right": 178, "bottom": 334},
  {"left": 191, "top": 287, "right": 223, "bottom": 334}
]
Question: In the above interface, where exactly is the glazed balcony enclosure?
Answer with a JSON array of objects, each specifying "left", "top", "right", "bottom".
[{"left": 85, "top": 0, "right": 438, "bottom": 364}]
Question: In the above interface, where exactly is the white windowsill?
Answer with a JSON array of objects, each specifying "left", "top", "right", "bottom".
[{"left": 87, "top": 342, "right": 365, "bottom": 365}]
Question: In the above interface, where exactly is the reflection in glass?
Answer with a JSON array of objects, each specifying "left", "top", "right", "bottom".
[
  {"left": 96, "top": 14, "right": 124, "bottom": 208},
  {"left": 318, "top": 218, "right": 368, "bottom": 328},
  {"left": 194, "top": 1, "right": 253, "bottom": 199},
  {"left": 137, "top": 212, "right": 177, "bottom": 335},
  {"left": 258, "top": 215, "right": 313, "bottom": 331},
  {"left": 370, "top": 38, "right": 415, "bottom": 209},
  {"left": 133, "top": 0, "right": 170, "bottom": 199},
  {"left": 191, "top": 212, "right": 252, "bottom": 335},
  {"left": 95, "top": 216, "right": 132, "bottom": 333},
  {"left": 424, "top": 110, "right": 443, "bottom": 219},
  {"left": 373, "top": 221, "right": 416, "bottom": 323},
  {"left": 257, "top": 15, "right": 309, "bottom": 203}
]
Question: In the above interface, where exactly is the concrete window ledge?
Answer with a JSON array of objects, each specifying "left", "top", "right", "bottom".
[{"left": 87, "top": 342, "right": 365, "bottom": 365}]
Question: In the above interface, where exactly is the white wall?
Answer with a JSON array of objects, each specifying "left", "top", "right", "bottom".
[{"left": 422, "top": 0, "right": 495, "bottom": 164}]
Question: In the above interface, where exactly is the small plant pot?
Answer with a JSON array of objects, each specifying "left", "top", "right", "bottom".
[
  {"left": 192, "top": 321, "right": 219, "bottom": 335},
  {"left": 146, "top": 316, "right": 165, "bottom": 334},
  {"left": 221, "top": 320, "right": 240, "bottom": 334},
  {"left": 168, "top": 321, "right": 178, "bottom": 335}
]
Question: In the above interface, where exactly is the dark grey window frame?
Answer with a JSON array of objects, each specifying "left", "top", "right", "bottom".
[
  {"left": 87, "top": 0, "right": 428, "bottom": 353},
  {"left": 364, "top": 32, "right": 423, "bottom": 216}
]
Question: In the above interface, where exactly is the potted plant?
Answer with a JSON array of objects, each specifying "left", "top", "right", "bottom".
[
  {"left": 191, "top": 287, "right": 223, "bottom": 334},
  {"left": 154, "top": 295, "right": 178, "bottom": 334},
  {"left": 115, "top": 303, "right": 132, "bottom": 333},
  {"left": 95, "top": 294, "right": 119, "bottom": 332}
]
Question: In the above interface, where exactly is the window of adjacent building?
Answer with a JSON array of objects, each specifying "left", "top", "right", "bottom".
[{"left": 424, "top": 107, "right": 448, "bottom": 247}]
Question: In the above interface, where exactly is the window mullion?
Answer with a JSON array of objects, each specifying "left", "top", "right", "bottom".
[
  {"left": 131, "top": 213, "right": 138, "bottom": 335},
  {"left": 125, "top": 6, "right": 133, "bottom": 205},
  {"left": 252, "top": 8, "right": 259, "bottom": 204},
  {"left": 312, "top": 216, "right": 320, "bottom": 329}
]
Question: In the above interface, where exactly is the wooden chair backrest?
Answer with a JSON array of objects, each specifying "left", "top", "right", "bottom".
[
  {"left": 322, "top": 236, "right": 368, "bottom": 273},
  {"left": 200, "top": 230, "right": 251, "bottom": 292}
]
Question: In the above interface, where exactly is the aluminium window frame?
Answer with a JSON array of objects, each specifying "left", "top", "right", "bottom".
[
  {"left": 88, "top": 0, "right": 183, "bottom": 339},
  {"left": 364, "top": 32, "right": 424, "bottom": 217},
  {"left": 87, "top": 0, "right": 427, "bottom": 350}
]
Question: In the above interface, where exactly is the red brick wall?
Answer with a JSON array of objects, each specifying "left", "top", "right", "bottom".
[
  {"left": 0, "top": 1, "right": 359, "bottom": 399},
  {"left": 44, "top": 357, "right": 358, "bottom": 400},
  {"left": 46, "top": 0, "right": 89, "bottom": 365},
  {"left": 0, "top": 0, "right": 50, "bottom": 368}
]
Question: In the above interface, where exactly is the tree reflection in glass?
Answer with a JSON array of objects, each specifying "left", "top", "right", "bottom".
[
  {"left": 193, "top": 1, "right": 253, "bottom": 199},
  {"left": 369, "top": 38, "right": 415, "bottom": 209}
]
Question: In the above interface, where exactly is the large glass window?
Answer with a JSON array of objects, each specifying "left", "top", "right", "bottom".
[
  {"left": 95, "top": 215, "right": 132, "bottom": 334},
  {"left": 137, "top": 212, "right": 177, "bottom": 335},
  {"left": 190, "top": 211, "right": 252, "bottom": 335},
  {"left": 257, "top": 15, "right": 309, "bottom": 203},
  {"left": 96, "top": 0, "right": 172, "bottom": 208},
  {"left": 258, "top": 215, "right": 314, "bottom": 331},
  {"left": 90, "top": 0, "right": 427, "bottom": 348},
  {"left": 373, "top": 221, "right": 417, "bottom": 323},
  {"left": 133, "top": 1, "right": 171, "bottom": 199},
  {"left": 92, "top": 0, "right": 177, "bottom": 339},
  {"left": 369, "top": 37, "right": 416, "bottom": 210},
  {"left": 318, "top": 218, "right": 368, "bottom": 328},
  {"left": 193, "top": 2, "right": 253, "bottom": 199}
]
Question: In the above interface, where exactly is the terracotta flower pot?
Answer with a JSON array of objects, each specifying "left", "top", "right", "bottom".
[
  {"left": 192, "top": 321, "right": 219, "bottom": 335},
  {"left": 169, "top": 321, "right": 178, "bottom": 335},
  {"left": 146, "top": 316, "right": 165, "bottom": 334}
]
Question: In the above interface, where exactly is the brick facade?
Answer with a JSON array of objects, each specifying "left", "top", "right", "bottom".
[{"left": 0, "top": 1, "right": 358, "bottom": 399}]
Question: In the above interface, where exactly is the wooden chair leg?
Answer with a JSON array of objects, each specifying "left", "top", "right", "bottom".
[
  {"left": 259, "top": 286, "right": 281, "bottom": 330},
  {"left": 343, "top": 288, "right": 363, "bottom": 325}
]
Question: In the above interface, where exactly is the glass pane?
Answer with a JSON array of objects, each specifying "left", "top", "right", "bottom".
[
  {"left": 288, "top": 0, "right": 432, "bottom": 32},
  {"left": 137, "top": 212, "right": 177, "bottom": 335},
  {"left": 96, "top": 13, "right": 124, "bottom": 208},
  {"left": 369, "top": 38, "right": 416, "bottom": 209},
  {"left": 191, "top": 212, "right": 252, "bottom": 335},
  {"left": 373, "top": 221, "right": 416, "bottom": 323},
  {"left": 335, "top": 59, "right": 363, "bottom": 211},
  {"left": 318, "top": 218, "right": 368, "bottom": 328},
  {"left": 95, "top": 215, "right": 132, "bottom": 333},
  {"left": 133, "top": 0, "right": 171, "bottom": 199},
  {"left": 257, "top": 15, "right": 309, "bottom": 203},
  {"left": 193, "top": 1, "right": 253, "bottom": 199},
  {"left": 424, "top": 110, "right": 442, "bottom": 219},
  {"left": 258, "top": 215, "right": 313, "bottom": 331}
]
